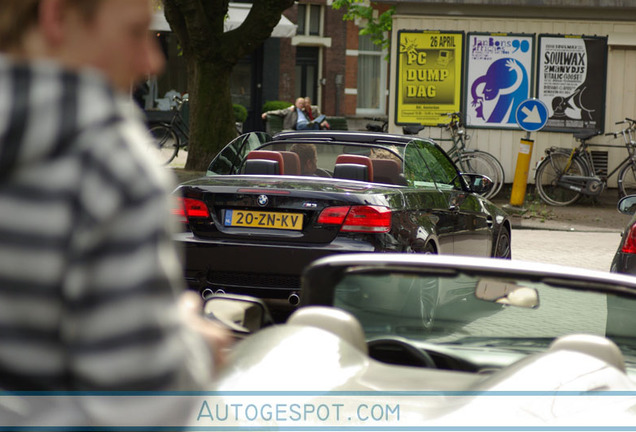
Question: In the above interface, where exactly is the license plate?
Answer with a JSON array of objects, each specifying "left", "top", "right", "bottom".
[{"left": 224, "top": 209, "right": 304, "bottom": 230}]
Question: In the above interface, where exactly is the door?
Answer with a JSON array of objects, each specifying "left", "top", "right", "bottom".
[
  {"left": 295, "top": 46, "right": 319, "bottom": 101},
  {"left": 403, "top": 139, "right": 491, "bottom": 256}
]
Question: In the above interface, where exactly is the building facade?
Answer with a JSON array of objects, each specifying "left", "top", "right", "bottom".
[{"left": 387, "top": 0, "right": 636, "bottom": 185}]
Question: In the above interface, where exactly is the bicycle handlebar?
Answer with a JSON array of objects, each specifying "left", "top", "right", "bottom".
[
  {"left": 171, "top": 94, "right": 188, "bottom": 110},
  {"left": 616, "top": 118, "right": 636, "bottom": 127},
  {"left": 604, "top": 118, "right": 636, "bottom": 142}
]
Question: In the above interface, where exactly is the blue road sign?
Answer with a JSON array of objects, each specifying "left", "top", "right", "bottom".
[{"left": 515, "top": 99, "right": 549, "bottom": 132}]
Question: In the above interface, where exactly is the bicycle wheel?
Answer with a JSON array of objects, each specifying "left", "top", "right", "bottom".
[
  {"left": 148, "top": 124, "right": 179, "bottom": 165},
  {"left": 534, "top": 152, "right": 587, "bottom": 206},
  {"left": 457, "top": 151, "right": 505, "bottom": 199},
  {"left": 618, "top": 161, "right": 636, "bottom": 197}
]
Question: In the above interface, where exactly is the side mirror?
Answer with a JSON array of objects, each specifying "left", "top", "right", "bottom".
[
  {"left": 618, "top": 195, "right": 636, "bottom": 216},
  {"left": 475, "top": 278, "right": 539, "bottom": 309},
  {"left": 203, "top": 294, "right": 273, "bottom": 335},
  {"left": 462, "top": 173, "right": 494, "bottom": 196}
]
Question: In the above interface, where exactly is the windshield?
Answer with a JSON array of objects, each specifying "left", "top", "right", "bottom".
[{"left": 333, "top": 271, "right": 636, "bottom": 352}]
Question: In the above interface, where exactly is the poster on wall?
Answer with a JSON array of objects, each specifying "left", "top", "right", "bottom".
[
  {"left": 537, "top": 34, "right": 607, "bottom": 133},
  {"left": 464, "top": 33, "right": 534, "bottom": 129},
  {"left": 395, "top": 30, "right": 464, "bottom": 126}
]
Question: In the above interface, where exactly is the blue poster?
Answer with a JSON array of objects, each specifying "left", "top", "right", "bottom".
[{"left": 465, "top": 33, "right": 535, "bottom": 129}]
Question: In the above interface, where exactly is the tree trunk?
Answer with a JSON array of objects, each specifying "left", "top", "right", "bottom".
[{"left": 184, "top": 59, "right": 237, "bottom": 171}]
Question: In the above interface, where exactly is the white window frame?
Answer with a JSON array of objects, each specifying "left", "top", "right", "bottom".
[
  {"left": 292, "top": 4, "right": 331, "bottom": 47},
  {"left": 352, "top": 33, "right": 388, "bottom": 116}
]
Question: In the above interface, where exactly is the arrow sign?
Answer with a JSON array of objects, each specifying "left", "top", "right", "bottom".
[
  {"left": 521, "top": 106, "right": 543, "bottom": 123},
  {"left": 516, "top": 99, "right": 549, "bottom": 132}
]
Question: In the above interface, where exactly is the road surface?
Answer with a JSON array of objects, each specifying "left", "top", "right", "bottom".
[{"left": 511, "top": 228, "right": 622, "bottom": 273}]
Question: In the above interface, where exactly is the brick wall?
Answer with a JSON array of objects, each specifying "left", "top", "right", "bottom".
[{"left": 322, "top": 5, "right": 346, "bottom": 116}]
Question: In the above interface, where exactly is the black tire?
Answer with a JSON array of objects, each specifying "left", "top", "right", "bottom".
[
  {"left": 148, "top": 124, "right": 179, "bottom": 165},
  {"left": 407, "top": 239, "right": 437, "bottom": 254},
  {"left": 457, "top": 151, "right": 505, "bottom": 200},
  {"left": 493, "top": 227, "right": 511, "bottom": 259},
  {"left": 535, "top": 152, "right": 587, "bottom": 206},
  {"left": 422, "top": 242, "right": 437, "bottom": 254},
  {"left": 618, "top": 162, "right": 636, "bottom": 198}
]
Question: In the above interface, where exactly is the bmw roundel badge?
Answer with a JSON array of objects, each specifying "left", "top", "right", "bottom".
[{"left": 257, "top": 194, "right": 269, "bottom": 207}]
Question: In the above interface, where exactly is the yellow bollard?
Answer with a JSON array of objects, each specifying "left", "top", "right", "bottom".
[{"left": 509, "top": 137, "right": 534, "bottom": 207}]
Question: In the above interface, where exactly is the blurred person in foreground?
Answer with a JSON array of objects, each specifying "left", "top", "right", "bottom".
[{"left": 0, "top": 0, "right": 229, "bottom": 426}]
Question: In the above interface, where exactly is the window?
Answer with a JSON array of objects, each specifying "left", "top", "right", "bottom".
[
  {"left": 297, "top": 4, "right": 322, "bottom": 36},
  {"left": 403, "top": 139, "right": 460, "bottom": 189},
  {"left": 357, "top": 34, "right": 387, "bottom": 115},
  {"left": 230, "top": 61, "right": 251, "bottom": 109}
]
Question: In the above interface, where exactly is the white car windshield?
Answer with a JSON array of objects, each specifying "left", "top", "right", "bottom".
[{"left": 333, "top": 272, "right": 636, "bottom": 353}]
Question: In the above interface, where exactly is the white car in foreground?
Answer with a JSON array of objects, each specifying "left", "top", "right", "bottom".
[{"left": 206, "top": 254, "right": 636, "bottom": 428}]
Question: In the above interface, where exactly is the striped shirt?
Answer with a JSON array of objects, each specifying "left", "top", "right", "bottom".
[{"left": 0, "top": 57, "right": 212, "bottom": 423}]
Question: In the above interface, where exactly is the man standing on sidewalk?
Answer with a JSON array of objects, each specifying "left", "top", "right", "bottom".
[{"left": 0, "top": 0, "right": 228, "bottom": 426}]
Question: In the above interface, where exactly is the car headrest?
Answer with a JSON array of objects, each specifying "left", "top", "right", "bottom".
[
  {"left": 549, "top": 334, "right": 626, "bottom": 372},
  {"left": 244, "top": 159, "right": 281, "bottom": 175},
  {"left": 333, "top": 163, "right": 370, "bottom": 182},
  {"left": 279, "top": 151, "right": 301, "bottom": 175},
  {"left": 335, "top": 154, "right": 374, "bottom": 181},
  {"left": 371, "top": 158, "right": 405, "bottom": 185},
  {"left": 287, "top": 306, "right": 368, "bottom": 354},
  {"left": 246, "top": 150, "right": 284, "bottom": 175}
]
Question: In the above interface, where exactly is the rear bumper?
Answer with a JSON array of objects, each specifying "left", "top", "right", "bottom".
[
  {"left": 611, "top": 250, "right": 636, "bottom": 275},
  {"left": 176, "top": 233, "right": 379, "bottom": 299}
]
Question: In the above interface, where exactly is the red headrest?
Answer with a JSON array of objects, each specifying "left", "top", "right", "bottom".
[{"left": 246, "top": 150, "right": 284, "bottom": 175}]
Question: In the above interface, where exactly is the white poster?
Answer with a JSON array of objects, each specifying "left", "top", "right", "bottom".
[{"left": 537, "top": 35, "right": 607, "bottom": 133}]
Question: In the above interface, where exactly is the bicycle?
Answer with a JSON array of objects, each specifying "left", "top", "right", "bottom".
[
  {"left": 436, "top": 112, "right": 505, "bottom": 200},
  {"left": 364, "top": 117, "right": 388, "bottom": 132},
  {"left": 148, "top": 95, "right": 189, "bottom": 165},
  {"left": 534, "top": 118, "right": 636, "bottom": 206}
]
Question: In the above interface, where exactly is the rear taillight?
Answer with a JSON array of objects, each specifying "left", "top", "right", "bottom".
[
  {"left": 622, "top": 223, "right": 636, "bottom": 254},
  {"left": 317, "top": 205, "right": 391, "bottom": 233},
  {"left": 173, "top": 197, "right": 210, "bottom": 222},
  {"left": 317, "top": 206, "right": 350, "bottom": 225}
]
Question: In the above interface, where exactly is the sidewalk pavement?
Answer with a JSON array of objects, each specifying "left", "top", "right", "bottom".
[{"left": 493, "top": 187, "right": 631, "bottom": 233}]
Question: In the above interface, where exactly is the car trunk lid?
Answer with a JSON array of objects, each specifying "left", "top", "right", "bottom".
[{"left": 177, "top": 176, "right": 399, "bottom": 244}]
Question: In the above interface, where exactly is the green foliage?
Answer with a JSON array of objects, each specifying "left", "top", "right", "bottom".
[
  {"left": 331, "top": 0, "right": 394, "bottom": 52},
  {"left": 233, "top": 104, "right": 248, "bottom": 122},
  {"left": 262, "top": 100, "right": 292, "bottom": 113}
]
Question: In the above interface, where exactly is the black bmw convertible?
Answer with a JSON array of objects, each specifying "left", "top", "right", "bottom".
[{"left": 173, "top": 130, "right": 511, "bottom": 305}]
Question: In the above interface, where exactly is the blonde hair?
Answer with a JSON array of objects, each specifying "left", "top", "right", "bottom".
[
  {"left": 290, "top": 143, "right": 317, "bottom": 166},
  {"left": 0, "top": 0, "right": 103, "bottom": 52}
]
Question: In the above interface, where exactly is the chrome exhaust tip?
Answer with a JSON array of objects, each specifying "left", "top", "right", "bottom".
[{"left": 288, "top": 293, "right": 300, "bottom": 306}]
